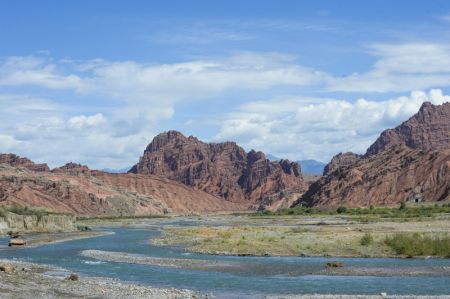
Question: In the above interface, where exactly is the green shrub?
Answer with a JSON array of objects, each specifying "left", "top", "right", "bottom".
[
  {"left": 336, "top": 206, "right": 347, "bottom": 214},
  {"left": 385, "top": 233, "right": 450, "bottom": 257},
  {"left": 360, "top": 233, "right": 374, "bottom": 246},
  {"left": 399, "top": 202, "right": 406, "bottom": 210}
]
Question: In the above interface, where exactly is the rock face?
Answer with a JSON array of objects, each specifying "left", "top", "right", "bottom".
[
  {"left": 52, "top": 163, "right": 90, "bottom": 175},
  {"left": 0, "top": 154, "right": 49, "bottom": 172},
  {"left": 129, "top": 131, "right": 305, "bottom": 203},
  {"left": 297, "top": 102, "right": 450, "bottom": 208},
  {"left": 365, "top": 102, "right": 450, "bottom": 156},
  {"left": 322, "top": 152, "right": 361, "bottom": 176},
  {"left": 0, "top": 162, "right": 245, "bottom": 216},
  {"left": 0, "top": 211, "right": 77, "bottom": 235}
]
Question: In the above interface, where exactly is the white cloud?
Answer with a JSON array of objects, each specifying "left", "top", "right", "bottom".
[
  {"left": 0, "top": 56, "right": 81, "bottom": 89},
  {"left": 215, "top": 89, "right": 450, "bottom": 163},
  {"left": 68, "top": 113, "right": 106, "bottom": 130},
  {"left": 1, "top": 48, "right": 450, "bottom": 168},
  {"left": 328, "top": 43, "right": 450, "bottom": 92}
]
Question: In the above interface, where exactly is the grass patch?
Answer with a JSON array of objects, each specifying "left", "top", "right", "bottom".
[
  {"left": 360, "top": 233, "right": 373, "bottom": 246},
  {"left": 0, "top": 205, "right": 54, "bottom": 220},
  {"left": 385, "top": 233, "right": 450, "bottom": 257},
  {"left": 254, "top": 202, "right": 450, "bottom": 219},
  {"left": 152, "top": 225, "right": 394, "bottom": 257}
]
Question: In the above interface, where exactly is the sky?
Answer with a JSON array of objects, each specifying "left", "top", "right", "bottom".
[{"left": 1, "top": 0, "right": 450, "bottom": 169}]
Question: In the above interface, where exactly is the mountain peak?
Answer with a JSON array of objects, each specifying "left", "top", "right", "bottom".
[
  {"left": 365, "top": 101, "right": 450, "bottom": 156},
  {"left": 0, "top": 153, "right": 50, "bottom": 172},
  {"left": 130, "top": 132, "right": 305, "bottom": 203}
]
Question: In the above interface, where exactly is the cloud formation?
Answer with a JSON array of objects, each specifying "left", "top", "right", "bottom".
[
  {"left": 0, "top": 43, "right": 449, "bottom": 168},
  {"left": 328, "top": 43, "right": 450, "bottom": 92},
  {"left": 215, "top": 89, "right": 450, "bottom": 162}
]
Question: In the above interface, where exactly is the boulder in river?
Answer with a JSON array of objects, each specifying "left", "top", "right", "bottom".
[{"left": 8, "top": 238, "right": 26, "bottom": 246}]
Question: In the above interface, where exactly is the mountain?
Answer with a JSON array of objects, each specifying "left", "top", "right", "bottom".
[
  {"left": 101, "top": 167, "right": 131, "bottom": 174},
  {"left": 0, "top": 156, "right": 245, "bottom": 215},
  {"left": 299, "top": 160, "right": 326, "bottom": 175},
  {"left": 267, "top": 155, "right": 325, "bottom": 175},
  {"left": 296, "top": 102, "right": 450, "bottom": 208},
  {"left": 365, "top": 101, "right": 450, "bottom": 156},
  {"left": 322, "top": 152, "right": 361, "bottom": 176},
  {"left": 0, "top": 153, "right": 50, "bottom": 172},
  {"left": 129, "top": 131, "right": 306, "bottom": 206}
]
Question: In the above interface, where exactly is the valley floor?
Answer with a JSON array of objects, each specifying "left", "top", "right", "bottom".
[{"left": 151, "top": 214, "right": 450, "bottom": 258}]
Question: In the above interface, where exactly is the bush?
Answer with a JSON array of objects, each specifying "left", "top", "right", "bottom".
[
  {"left": 336, "top": 206, "right": 347, "bottom": 214},
  {"left": 65, "top": 273, "right": 79, "bottom": 281},
  {"left": 385, "top": 233, "right": 450, "bottom": 257},
  {"left": 360, "top": 233, "right": 373, "bottom": 246},
  {"left": 399, "top": 202, "right": 406, "bottom": 210}
]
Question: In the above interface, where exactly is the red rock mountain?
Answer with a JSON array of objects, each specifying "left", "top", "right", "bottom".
[
  {"left": 322, "top": 152, "right": 361, "bottom": 176},
  {"left": 129, "top": 131, "right": 305, "bottom": 204},
  {"left": 0, "top": 156, "right": 245, "bottom": 215},
  {"left": 297, "top": 102, "right": 450, "bottom": 208},
  {"left": 365, "top": 102, "right": 450, "bottom": 156},
  {"left": 0, "top": 154, "right": 49, "bottom": 172}
]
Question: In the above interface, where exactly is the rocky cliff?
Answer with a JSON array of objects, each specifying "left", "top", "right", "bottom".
[
  {"left": 365, "top": 102, "right": 450, "bottom": 156},
  {"left": 322, "top": 152, "right": 361, "bottom": 176},
  {"left": 0, "top": 211, "right": 76, "bottom": 235},
  {"left": 297, "top": 102, "right": 450, "bottom": 208},
  {"left": 0, "top": 154, "right": 49, "bottom": 172},
  {"left": 129, "top": 131, "right": 305, "bottom": 203}
]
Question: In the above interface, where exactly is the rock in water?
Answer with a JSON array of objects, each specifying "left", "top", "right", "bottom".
[{"left": 8, "top": 238, "right": 26, "bottom": 246}]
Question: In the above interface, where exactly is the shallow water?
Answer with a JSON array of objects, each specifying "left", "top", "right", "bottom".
[{"left": 0, "top": 221, "right": 449, "bottom": 298}]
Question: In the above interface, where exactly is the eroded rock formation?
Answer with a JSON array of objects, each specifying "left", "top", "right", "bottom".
[
  {"left": 365, "top": 102, "right": 450, "bottom": 156},
  {"left": 297, "top": 102, "right": 450, "bottom": 208},
  {"left": 322, "top": 152, "right": 361, "bottom": 176},
  {"left": 0, "top": 163, "right": 245, "bottom": 216},
  {"left": 0, "top": 154, "right": 49, "bottom": 172},
  {"left": 129, "top": 131, "right": 305, "bottom": 203}
]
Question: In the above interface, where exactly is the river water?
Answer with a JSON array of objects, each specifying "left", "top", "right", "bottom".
[{"left": 0, "top": 220, "right": 449, "bottom": 298}]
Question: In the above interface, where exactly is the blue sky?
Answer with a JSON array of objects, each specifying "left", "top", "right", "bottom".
[{"left": 1, "top": 1, "right": 450, "bottom": 169}]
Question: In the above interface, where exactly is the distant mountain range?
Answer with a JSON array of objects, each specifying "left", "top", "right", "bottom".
[
  {"left": 101, "top": 167, "right": 130, "bottom": 174},
  {"left": 0, "top": 101, "right": 448, "bottom": 215},
  {"left": 266, "top": 154, "right": 325, "bottom": 175}
]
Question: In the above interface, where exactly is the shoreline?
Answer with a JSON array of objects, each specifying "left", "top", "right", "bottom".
[
  {"left": 81, "top": 249, "right": 450, "bottom": 277},
  {"left": 0, "top": 258, "right": 198, "bottom": 299},
  {"left": 1, "top": 259, "right": 448, "bottom": 299},
  {"left": 1, "top": 230, "right": 114, "bottom": 249}
]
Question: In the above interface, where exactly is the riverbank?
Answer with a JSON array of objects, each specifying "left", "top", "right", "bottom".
[
  {"left": 151, "top": 215, "right": 450, "bottom": 258},
  {"left": 18, "top": 230, "right": 114, "bottom": 247},
  {"left": 0, "top": 259, "right": 198, "bottom": 299},
  {"left": 80, "top": 249, "right": 450, "bottom": 277},
  {"left": 268, "top": 296, "right": 450, "bottom": 299}
]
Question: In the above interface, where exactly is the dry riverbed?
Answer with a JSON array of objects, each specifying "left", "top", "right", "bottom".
[{"left": 0, "top": 259, "right": 198, "bottom": 299}]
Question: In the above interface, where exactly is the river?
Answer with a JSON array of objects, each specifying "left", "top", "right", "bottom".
[{"left": 0, "top": 219, "right": 449, "bottom": 298}]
